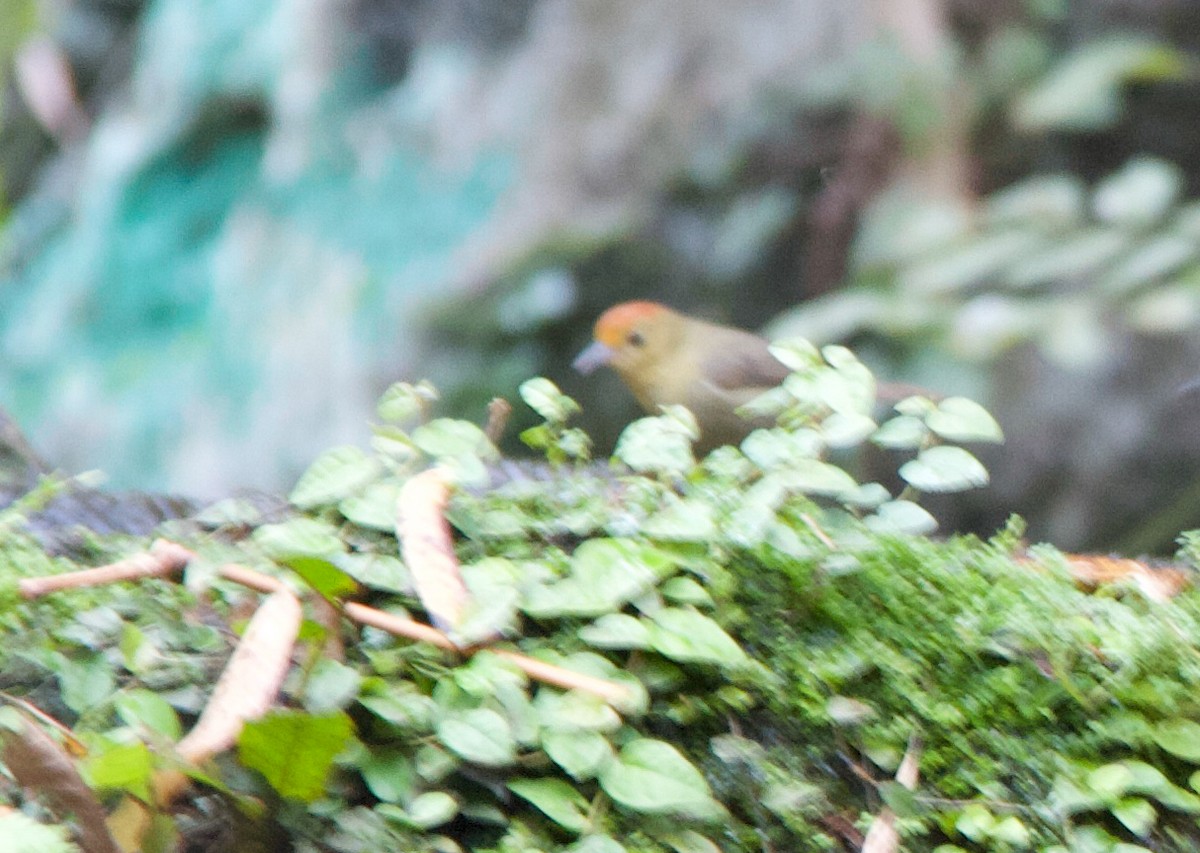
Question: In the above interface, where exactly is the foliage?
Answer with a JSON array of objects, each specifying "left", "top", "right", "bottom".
[
  {"left": 774, "top": 155, "right": 1200, "bottom": 369},
  {"left": 3, "top": 347, "right": 1200, "bottom": 851}
]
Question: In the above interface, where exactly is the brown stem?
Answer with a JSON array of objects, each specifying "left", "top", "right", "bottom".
[{"left": 17, "top": 539, "right": 192, "bottom": 599}]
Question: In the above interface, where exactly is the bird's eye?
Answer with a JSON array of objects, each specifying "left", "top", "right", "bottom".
[{"left": 627, "top": 331, "right": 645, "bottom": 347}]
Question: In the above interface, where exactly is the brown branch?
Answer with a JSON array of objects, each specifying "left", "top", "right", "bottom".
[
  {"left": 216, "top": 562, "right": 286, "bottom": 594},
  {"left": 490, "top": 648, "right": 632, "bottom": 706},
  {"left": 485, "top": 397, "right": 513, "bottom": 445},
  {"left": 343, "top": 601, "right": 633, "bottom": 705},
  {"left": 17, "top": 539, "right": 192, "bottom": 599},
  {"left": 343, "top": 601, "right": 459, "bottom": 651},
  {"left": 19, "top": 527, "right": 634, "bottom": 706}
]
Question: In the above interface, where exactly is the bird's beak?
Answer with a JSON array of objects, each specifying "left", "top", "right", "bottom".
[{"left": 573, "top": 341, "right": 614, "bottom": 374}]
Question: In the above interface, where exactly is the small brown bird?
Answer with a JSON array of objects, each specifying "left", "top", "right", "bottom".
[{"left": 573, "top": 301, "right": 789, "bottom": 451}]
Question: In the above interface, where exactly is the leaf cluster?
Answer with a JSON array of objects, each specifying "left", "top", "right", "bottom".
[
  {"left": 2, "top": 348, "right": 1200, "bottom": 852},
  {"left": 776, "top": 156, "right": 1200, "bottom": 372}
]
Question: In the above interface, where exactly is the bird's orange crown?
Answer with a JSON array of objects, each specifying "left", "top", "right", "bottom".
[{"left": 592, "top": 301, "right": 670, "bottom": 347}]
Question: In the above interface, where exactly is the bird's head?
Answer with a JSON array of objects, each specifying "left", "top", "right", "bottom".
[{"left": 573, "top": 301, "right": 681, "bottom": 379}]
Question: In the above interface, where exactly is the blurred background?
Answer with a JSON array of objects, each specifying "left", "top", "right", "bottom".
[{"left": 3, "top": 0, "right": 1200, "bottom": 552}]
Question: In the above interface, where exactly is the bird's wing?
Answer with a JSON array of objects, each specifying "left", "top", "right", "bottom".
[{"left": 698, "top": 329, "right": 790, "bottom": 394}]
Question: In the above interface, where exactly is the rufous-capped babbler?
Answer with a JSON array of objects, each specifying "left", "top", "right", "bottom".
[{"left": 573, "top": 301, "right": 790, "bottom": 452}]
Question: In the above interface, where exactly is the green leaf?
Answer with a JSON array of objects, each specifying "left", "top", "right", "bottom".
[
  {"left": 520, "top": 378, "right": 581, "bottom": 423},
  {"left": 1099, "top": 234, "right": 1196, "bottom": 295},
  {"left": 1153, "top": 719, "right": 1200, "bottom": 762},
  {"left": 1004, "top": 229, "right": 1130, "bottom": 289},
  {"left": 456, "top": 577, "right": 521, "bottom": 647},
  {"left": 253, "top": 517, "right": 343, "bottom": 560},
  {"left": 1088, "top": 763, "right": 1133, "bottom": 800},
  {"left": 925, "top": 398, "right": 1004, "bottom": 443},
  {"left": 738, "top": 386, "right": 794, "bottom": 420},
  {"left": 871, "top": 415, "right": 928, "bottom": 450},
  {"left": 1093, "top": 156, "right": 1184, "bottom": 228},
  {"left": 898, "top": 229, "right": 1045, "bottom": 295},
  {"left": 289, "top": 445, "right": 381, "bottom": 509},
  {"left": 987, "top": 173, "right": 1085, "bottom": 227},
  {"left": 990, "top": 816, "right": 1031, "bottom": 846},
  {"left": 115, "top": 689, "right": 182, "bottom": 740},
  {"left": 436, "top": 708, "right": 516, "bottom": 766},
  {"left": 648, "top": 608, "right": 748, "bottom": 667},
  {"left": 820, "top": 412, "right": 877, "bottom": 447},
  {"left": 878, "top": 781, "right": 919, "bottom": 817},
  {"left": 415, "top": 744, "right": 458, "bottom": 782},
  {"left": 1120, "top": 760, "right": 1167, "bottom": 794},
  {"left": 1013, "top": 38, "right": 1185, "bottom": 132},
  {"left": 643, "top": 498, "right": 717, "bottom": 541},
  {"left": 740, "top": 428, "right": 824, "bottom": 468},
  {"left": 525, "top": 539, "right": 674, "bottom": 618},
  {"left": 192, "top": 496, "right": 270, "bottom": 528},
  {"left": 370, "top": 425, "right": 419, "bottom": 462},
  {"left": 542, "top": 729, "right": 614, "bottom": 781},
  {"left": 336, "top": 553, "right": 411, "bottom": 594},
  {"left": 866, "top": 500, "right": 938, "bottom": 535},
  {"left": 404, "top": 791, "right": 459, "bottom": 828},
  {"left": 579, "top": 614, "right": 652, "bottom": 650},
  {"left": 377, "top": 381, "right": 437, "bottom": 423},
  {"left": 819, "top": 345, "right": 876, "bottom": 413},
  {"left": 768, "top": 339, "right": 822, "bottom": 371},
  {"left": 338, "top": 481, "right": 403, "bottom": 531},
  {"left": 821, "top": 343, "right": 871, "bottom": 378},
  {"left": 303, "top": 659, "right": 363, "bottom": 712},
  {"left": 54, "top": 653, "right": 115, "bottom": 714},
  {"left": 600, "top": 739, "right": 723, "bottom": 818},
  {"left": 660, "top": 577, "right": 713, "bottom": 607},
  {"left": 771, "top": 459, "right": 859, "bottom": 498},
  {"left": 723, "top": 501, "right": 776, "bottom": 547},
  {"left": 359, "top": 749, "right": 416, "bottom": 803},
  {"left": 1129, "top": 284, "right": 1200, "bottom": 334},
  {"left": 238, "top": 710, "right": 355, "bottom": 802},
  {"left": 1049, "top": 774, "right": 1105, "bottom": 815},
  {"left": 894, "top": 396, "right": 937, "bottom": 417},
  {"left": 614, "top": 410, "right": 697, "bottom": 473},
  {"left": 283, "top": 555, "right": 358, "bottom": 600},
  {"left": 535, "top": 689, "right": 623, "bottom": 733},
  {"left": 509, "top": 777, "right": 590, "bottom": 833},
  {"left": 954, "top": 803, "right": 996, "bottom": 841},
  {"left": 82, "top": 740, "right": 154, "bottom": 800},
  {"left": 1113, "top": 798, "right": 1156, "bottom": 837},
  {"left": 453, "top": 651, "right": 528, "bottom": 700},
  {"left": 899, "top": 446, "right": 989, "bottom": 492},
  {"left": 1152, "top": 782, "right": 1200, "bottom": 814},
  {"left": 412, "top": 418, "right": 494, "bottom": 460}
]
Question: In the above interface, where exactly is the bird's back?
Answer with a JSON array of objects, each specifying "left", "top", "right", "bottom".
[{"left": 680, "top": 320, "right": 790, "bottom": 451}]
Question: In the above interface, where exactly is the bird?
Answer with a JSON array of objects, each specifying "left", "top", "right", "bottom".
[{"left": 573, "top": 301, "right": 791, "bottom": 452}]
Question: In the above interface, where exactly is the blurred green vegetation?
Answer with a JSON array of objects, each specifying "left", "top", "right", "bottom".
[
  {"left": 4, "top": 366, "right": 1200, "bottom": 850},
  {"left": 2, "top": 0, "right": 1200, "bottom": 552}
]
